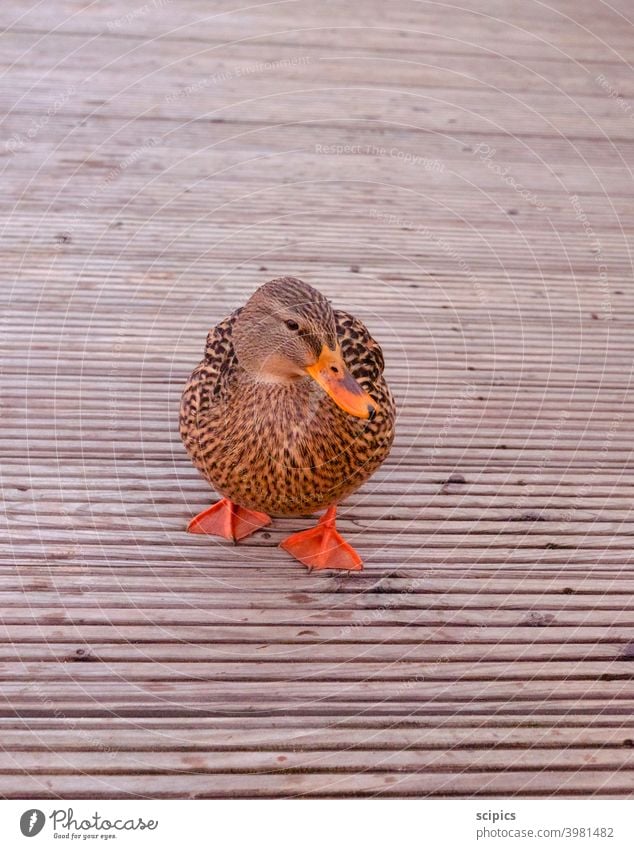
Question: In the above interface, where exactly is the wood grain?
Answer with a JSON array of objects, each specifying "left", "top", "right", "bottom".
[{"left": 1, "top": 0, "right": 632, "bottom": 798}]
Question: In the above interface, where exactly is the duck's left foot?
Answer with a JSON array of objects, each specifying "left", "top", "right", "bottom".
[
  {"left": 187, "top": 498, "right": 271, "bottom": 541},
  {"left": 280, "top": 506, "right": 363, "bottom": 571}
]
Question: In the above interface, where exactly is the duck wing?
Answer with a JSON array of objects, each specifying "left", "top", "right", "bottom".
[
  {"left": 334, "top": 309, "right": 386, "bottom": 389},
  {"left": 179, "top": 310, "right": 239, "bottom": 462}
]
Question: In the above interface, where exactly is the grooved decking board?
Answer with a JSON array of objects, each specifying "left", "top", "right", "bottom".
[{"left": 2, "top": 0, "right": 633, "bottom": 799}]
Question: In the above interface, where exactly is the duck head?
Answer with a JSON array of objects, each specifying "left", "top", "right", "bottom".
[{"left": 232, "top": 277, "right": 377, "bottom": 420}]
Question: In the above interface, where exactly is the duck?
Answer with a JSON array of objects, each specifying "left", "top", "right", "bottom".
[{"left": 179, "top": 276, "right": 395, "bottom": 571}]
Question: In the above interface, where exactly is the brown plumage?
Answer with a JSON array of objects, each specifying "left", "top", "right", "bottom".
[{"left": 180, "top": 277, "right": 395, "bottom": 570}]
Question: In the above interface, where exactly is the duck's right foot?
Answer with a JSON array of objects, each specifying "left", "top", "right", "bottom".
[
  {"left": 280, "top": 505, "right": 363, "bottom": 571},
  {"left": 187, "top": 498, "right": 271, "bottom": 541}
]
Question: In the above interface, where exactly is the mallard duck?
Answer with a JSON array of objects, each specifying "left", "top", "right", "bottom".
[{"left": 180, "top": 277, "right": 395, "bottom": 571}]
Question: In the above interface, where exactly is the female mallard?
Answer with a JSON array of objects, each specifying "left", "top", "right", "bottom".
[{"left": 180, "top": 277, "right": 395, "bottom": 571}]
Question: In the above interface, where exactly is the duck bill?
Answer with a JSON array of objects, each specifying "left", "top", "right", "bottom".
[{"left": 305, "top": 345, "right": 378, "bottom": 420}]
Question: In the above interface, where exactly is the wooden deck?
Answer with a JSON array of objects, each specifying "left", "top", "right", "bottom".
[{"left": 2, "top": 0, "right": 634, "bottom": 798}]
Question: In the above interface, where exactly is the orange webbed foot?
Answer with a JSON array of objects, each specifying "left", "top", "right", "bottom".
[
  {"left": 187, "top": 498, "right": 271, "bottom": 541},
  {"left": 280, "top": 506, "right": 363, "bottom": 572}
]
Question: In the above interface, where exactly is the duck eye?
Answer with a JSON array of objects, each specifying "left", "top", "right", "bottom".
[{"left": 285, "top": 319, "right": 300, "bottom": 332}]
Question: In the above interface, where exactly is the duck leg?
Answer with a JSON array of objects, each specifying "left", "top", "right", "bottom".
[
  {"left": 187, "top": 498, "right": 271, "bottom": 541},
  {"left": 280, "top": 505, "right": 363, "bottom": 571}
]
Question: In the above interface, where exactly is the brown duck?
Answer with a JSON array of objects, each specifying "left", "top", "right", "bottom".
[{"left": 180, "top": 277, "right": 395, "bottom": 571}]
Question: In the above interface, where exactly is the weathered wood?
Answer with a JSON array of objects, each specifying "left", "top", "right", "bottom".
[
  {"left": 2, "top": 0, "right": 633, "bottom": 798},
  {"left": 0, "top": 659, "right": 630, "bottom": 684},
  {"left": 0, "top": 641, "right": 625, "bottom": 664},
  {"left": 0, "top": 772, "right": 630, "bottom": 799},
  {"left": 1, "top": 606, "right": 634, "bottom": 628},
  {"left": 0, "top": 623, "right": 631, "bottom": 645},
  {"left": 2, "top": 747, "right": 634, "bottom": 775},
  {"left": 2, "top": 725, "right": 633, "bottom": 751}
]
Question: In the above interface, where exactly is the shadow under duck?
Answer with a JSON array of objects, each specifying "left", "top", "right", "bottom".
[{"left": 180, "top": 277, "right": 395, "bottom": 571}]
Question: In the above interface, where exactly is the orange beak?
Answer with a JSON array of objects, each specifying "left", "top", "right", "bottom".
[{"left": 305, "top": 345, "right": 378, "bottom": 420}]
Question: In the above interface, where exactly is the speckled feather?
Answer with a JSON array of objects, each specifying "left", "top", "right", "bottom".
[{"left": 180, "top": 305, "right": 395, "bottom": 517}]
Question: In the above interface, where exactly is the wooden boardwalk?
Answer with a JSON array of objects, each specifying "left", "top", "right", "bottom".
[{"left": 2, "top": 0, "right": 634, "bottom": 797}]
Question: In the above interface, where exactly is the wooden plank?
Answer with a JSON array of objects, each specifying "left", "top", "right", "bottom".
[
  {"left": 0, "top": 641, "right": 625, "bottom": 664},
  {"left": 0, "top": 626, "right": 631, "bottom": 651},
  {"left": 1, "top": 606, "right": 634, "bottom": 628},
  {"left": 1, "top": 713, "right": 632, "bottom": 729},
  {"left": 4, "top": 679, "right": 634, "bottom": 708},
  {"left": 1, "top": 590, "right": 633, "bottom": 612},
  {"left": 2, "top": 0, "right": 633, "bottom": 799},
  {"left": 2, "top": 725, "right": 634, "bottom": 751},
  {"left": 2, "top": 747, "right": 634, "bottom": 775},
  {"left": 0, "top": 771, "right": 630, "bottom": 799},
  {"left": 0, "top": 659, "right": 630, "bottom": 684}
]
